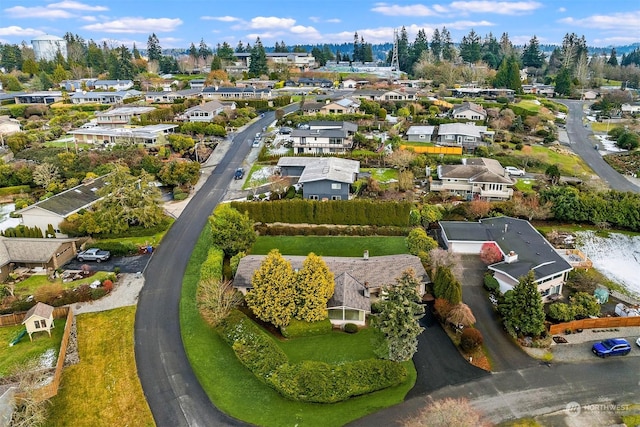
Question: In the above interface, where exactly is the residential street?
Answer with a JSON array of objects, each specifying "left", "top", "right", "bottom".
[{"left": 558, "top": 99, "right": 640, "bottom": 193}]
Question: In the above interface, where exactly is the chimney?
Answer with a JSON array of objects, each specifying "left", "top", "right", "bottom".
[
  {"left": 364, "top": 282, "right": 370, "bottom": 298},
  {"left": 363, "top": 250, "right": 369, "bottom": 260},
  {"left": 504, "top": 251, "right": 518, "bottom": 263}
]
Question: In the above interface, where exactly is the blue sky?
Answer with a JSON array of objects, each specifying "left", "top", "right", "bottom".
[{"left": 0, "top": 0, "right": 638, "bottom": 49}]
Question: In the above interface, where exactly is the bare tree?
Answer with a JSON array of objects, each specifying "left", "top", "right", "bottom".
[
  {"left": 32, "top": 163, "right": 60, "bottom": 190},
  {"left": 428, "top": 248, "right": 462, "bottom": 280},
  {"left": 386, "top": 149, "right": 416, "bottom": 172},
  {"left": 9, "top": 359, "right": 51, "bottom": 427},
  {"left": 197, "top": 278, "right": 242, "bottom": 326},
  {"left": 447, "top": 303, "right": 476, "bottom": 327},
  {"left": 403, "top": 397, "right": 488, "bottom": 427}
]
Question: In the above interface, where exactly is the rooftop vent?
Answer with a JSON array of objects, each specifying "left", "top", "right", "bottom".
[{"left": 363, "top": 250, "right": 369, "bottom": 260}]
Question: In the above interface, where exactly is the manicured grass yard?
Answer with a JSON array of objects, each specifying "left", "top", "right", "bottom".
[
  {"left": 251, "top": 236, "right": 409, "bottom": 257},
  {"left": 13, "top": 271, "right": 112, "bottom": 297},
  {"left": 181, "top": 230, "right": 416, "bottom": 427},
  {"left": 277, "top": 327, "right": 378, "bottom": 364},
  {"left": 46, "top": 306, "right": 154, "bottom": 427},
  {"left": 527, "top": 145, "right": 593, "bottom": 177},
  {"left": 361, "top": 168, "right": 399, "bottom": 183},
  {"left": 0, "top": 318, "right": 65, "bottom": 377}
]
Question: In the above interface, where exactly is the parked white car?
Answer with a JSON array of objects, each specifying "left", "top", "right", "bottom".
[{"left": 505, "top": 166, "right": 526, "bottom": 176}]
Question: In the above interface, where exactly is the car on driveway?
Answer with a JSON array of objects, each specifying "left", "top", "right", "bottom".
[
  {"left": 77, "top": 248, "right": 111, "bottom": 262},
  {"left": 234, "top": 168, "right": 244, "bottom": 180},
  {"left": 505, "top": 166, "right": 526, "bottom": 177},
  {"left": 636, "top": 337, "right": 640, "bottom": 348},
  {"left": 591, "top": 338, "right": 631, "bottom": 358}
]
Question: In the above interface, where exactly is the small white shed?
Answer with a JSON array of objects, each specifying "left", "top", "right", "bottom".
[{"left": 22, "top": 302, "right": 55, "bottom": 341}]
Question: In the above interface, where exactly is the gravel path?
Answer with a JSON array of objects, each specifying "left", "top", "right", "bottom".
[{"left": 71, "top": 273, "right": 145, "bottom": 314}]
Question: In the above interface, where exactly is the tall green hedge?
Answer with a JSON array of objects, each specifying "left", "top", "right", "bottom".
[
  {"left": 200, "top": 246, "right": 224, "bottom": 281},
  {"left": 230, "top": 199, "right": 411, "bottom": 227}
]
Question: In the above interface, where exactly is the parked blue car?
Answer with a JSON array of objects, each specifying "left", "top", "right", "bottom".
[{"left": 592, "top": 338, "right": 631, "bottom": 358}]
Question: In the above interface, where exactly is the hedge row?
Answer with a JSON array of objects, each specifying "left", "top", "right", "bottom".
[
  {"left": 200, "top": 246, "right": 224, "bottom": 281},
  {"left": 280, "top": 318, "right": 332, "bottom": 338},
  {"left": 269, "top": 358, "right": 407, "bottom": 403},
  {"left": 231, "top": 199, "right": 412, "bottom": 227},
  {"left": 94, "top": 241, "right": 139, "bottom": 256},
  {"left": 255, "top": 223, "right": 409, "bottom": 237},
  {"left": 220, "top": 310, "right": 407, "bottom": 403},
  {"left": 0, "top": 185, "right": 31, "bottom": 196}
]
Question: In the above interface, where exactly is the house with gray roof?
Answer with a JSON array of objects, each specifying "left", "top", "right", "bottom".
[
  {"left": 290, "top": 121, "right": 358, "bottom": 155},
  {"left": 0, "top": 237, "right": 78, "bottom": 281},
  {"left": 95, "top": 106, "right": 156, "bottom": 128},
  {"left": 144, "top": 88, "right": 201, "bottom": 103},
  {"left": 320, "top": 98, "right": 360, "bottom": 115},
  {"left": 277, "top": 157, "right": 359, "bottom": 200},
  {"left": 68, "top": 124, "right": 177, "bottom": 146},
  {"left": 16, "top": 175, "right": 109, "bottom": 237},
  {"left": 201, "top": 86, "right": 272, "bottom": 100},
  {"left": 180, "top": 100, "right": 227, "bottom": 122},
  {"left": 88, "top": 79, "right": 134, "bottom": 91},
  {"left": 452, "top": 102, "right": 487, "bottom": 121},
  {"left": 406, "top": 125, "right": 435, "bottom": 142},
  {"left": 233, "top": 254, "right": 429, "bottom": 326},
  {"left": 14, "top": 92, "right": 64, "bottom": 105},
  {"left": 439, "top": 216, "right": 573, "bottom": 302},
  {"left": 436, "top": 122, "right": 494, "bottom": 150},
  {"left": 69, "top": 90, "right": 142, "bottom": 105},
  {"left": 430, "top": 157, "right": 515, "bottom": 201}
]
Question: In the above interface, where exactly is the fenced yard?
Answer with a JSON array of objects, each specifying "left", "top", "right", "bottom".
[{"left": 549, "top": 316, "right": 640, "bottom": 335}]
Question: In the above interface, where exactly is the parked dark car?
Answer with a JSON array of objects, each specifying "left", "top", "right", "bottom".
[
  {"left": 234, "top": 168, "right": 245, "bottom": 180},
  {"left": 592, "top": 338, "right": 631, "bottom": 358}
]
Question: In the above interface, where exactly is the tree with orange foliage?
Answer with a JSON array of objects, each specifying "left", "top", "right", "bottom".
[
  {"left": 468, "top": 199, "right": 491, "bottom": 219},
  {"left": 479, "top": 242, "right": 503, "bottom": 265}
]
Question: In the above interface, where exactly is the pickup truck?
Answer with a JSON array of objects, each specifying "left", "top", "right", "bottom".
[{"left": 76, "top": 248, "right": 111, "bottom": 262}]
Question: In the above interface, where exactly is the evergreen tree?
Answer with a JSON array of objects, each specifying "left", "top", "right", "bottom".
[
  {"left": 555, "top": 66, "right": 572, "bottom": 96},
  {"left": 607, "top": 48, "right": 618, "bottom": 66},
  {"left": 481, "top": 32, "right": 501, "bottom": 69},
  {"left": 246, "top": 249, "right": 296, "bottom": 328},
  {"left": 147, "top": 33, "right": 162, "bottom": 61},
  {"left": 561, "top": 32, "right": 587, "bottom": 70},
  {"left": 189, "top": 43, "right": 198, "bottom": 63},
  {"left": 411, "top": 29, "right": 429, "bottom": 68},
  {"left": 274, "top": 40, "right": 288, "bottom": 53},
  {"left": 210, "top": 55, "right": 222, "bottom": 70},
  {"left": 0, "top": 44, "right": 22, "bottom": 72},
  {"left": 372, "top": 269, "right": 425, "bottom": 362},
  {"left": 441, "top": 27, "right": 455, "bottom": 61},
  {"left": 521, "top": 35, "right": 544, "bottom": 68},
  {"left": 494, "top": 55, "right": 522, "bottom": 92},
  {"left": 294, "top": 253, "right": 334, "bottom": 322},
  {"left": 353, "top": 32, "right": 362, "bottom": 62},
  {"left": 217, "top": 42, "right": 235, "bottom": 61},
  {"left": 433, "top": 265, "right": 462, "bottom": 304},
  {"left": 86, "top": 40, "right": 105, "bottom": 73},
  {"left": 499, "top": 271, "right": 545, "bottom": 337},
  {"left": 248, "top": 38, "right": 268, "bottom": 78},
  {"left": 499, "top": 32, "right": 514, "bottom": 59},
  {"left": 398, "top": 26, "right": 410, "bottom": 71},
  {"left": 430, "top": 28, "right": 442, "bottom": 61},
  {"left": 132, "top": 43, "right": 141, "bottom": 60},
  {"left": 361, "top": 37, "right": 373, "bottom": 62},
  {"left": 459, "top": 29, "right": 482, "bottom": 63},
  {"left": 235, "top": 40, "right": 245, "bottom": 53},
  {"left": 198, "top": 38, "right": 212, "bottom": 61}
]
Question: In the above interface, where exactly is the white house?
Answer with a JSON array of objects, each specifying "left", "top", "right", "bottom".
[
  {"left": 68, "top": 124, "right": 177, "bottom": 146},
  {"left": 440, "top": 217, "right": 573, "bottom": 302},
  {"left": 452, "top": 102, "right": 487, "bottom": 121},
  {"left": 95, "top": 106, "right": 155, "bottom": 128},
  {"left": 290, "top": 121, "right": 358, "bottom": 155},
  {"left": 436, "top": 123, "right": 494, "bottom": 150},
  {"left": 181, "top": 100, "right": 226, "bottom": 122}
]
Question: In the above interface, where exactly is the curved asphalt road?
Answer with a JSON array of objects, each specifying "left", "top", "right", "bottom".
[
  {"left": 134, "top": 109, "right": 292, "bottom": 427},
  {"left": 558, "top": 99, "right": 640, "bottom": 193}
]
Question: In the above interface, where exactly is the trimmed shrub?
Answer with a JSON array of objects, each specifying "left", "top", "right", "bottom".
[
  {"left": 547, "top": 302, "right": 575, "bottom": 322},
  {"left": 200, "top": 246, "right": 224, "bottom": 281},
  {"left": 95, "top": 241, "right": 139, "bottom": 256},
  {"left": 434, "top": 298, "right": 453, "bottom": 321},
  {"left": 483, "top": 274, "right": 500, "bottom": 293},
  {"left": 343, "top": 323, "right": 359, "bottom": 334},
  {"left": 269, "top": 358, "right": 407, "bottom": 403},
  {"left": 102, "top": 279, "right": 113, "bottom": 292},
  {"left": 460, "top": 328, "right": 483, "bottom": 352},
  {"left": 281, "top": 318, "right": 332, "bottom": 338}
]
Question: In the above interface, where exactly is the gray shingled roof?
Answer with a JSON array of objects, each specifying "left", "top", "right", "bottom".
[
  {"left": 234, "top": 254, "right": 430, "bottom": 292},
  {"left": 0, "top": 237, "right": 77, "bottom": 265},
  {"left": 328, "top": 272, "right": 370, "bottom": 311},
  {"left": 297, "top": 158, "right": 360, "bottom": 184},
  {"left": 438, "top": 123, "right": 488, "bottom": 137},
  {"left": 185, "top": 100, "right": 225, "bottom": 114},
  {"left": 440, "top": 217, "right": 573, "bottom": 282},
  {"left": 16, "top": 175, "right": 109, "bottom": 217},
  {"left": 406, "top": 125, "right": 435, "bottom": 136},
  {"left": 438, "top": 163, "right": 514, "bottom": 185},
  {"left": 23, "top": 302, "right": 54, "bottom": 322}
]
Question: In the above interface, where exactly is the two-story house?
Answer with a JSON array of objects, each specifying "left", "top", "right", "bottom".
[
  {"left": 320, "top": 98, "right": 360, "bottom": 115},
  {"left": 88, "top": 79, "right": 134, "bottom": 91},
  {"left": 68, "top": 124, "right": 177, "bottom": 147},
  {"left": 201, "top": 86, "right": 272, "bottom": 100},
  {"left": 69, "top": 90, "right": 142, "bottom": 105},
  {"left": 95, "top": 106, "right": 156, "bottom": 128},
  {"left": 290, "top": 121, "right": 358, "bottom": 155},
  {"left": 440, "top": 216, "right": 573, "bottom": 302},
  {"left": 452, "top": 102, "right": 487, "bottom": 121},
  {"left": 436, "top": 123, "right": 493, "bottom": 150},
  {"left": 277, "top": 156, "right": 360, "bottom": 201},
  {"left": 429, "top": 157, "right": 515, "bottom": 201}
]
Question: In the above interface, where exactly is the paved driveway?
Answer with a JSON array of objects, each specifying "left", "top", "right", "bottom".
[
  {"left": 63, "top": 254, "right": 151, "bottom": 274},
  {"left": 460, "top": 255, "right": 537, "bottom": 372}
]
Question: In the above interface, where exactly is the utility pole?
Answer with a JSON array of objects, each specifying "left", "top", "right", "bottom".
[{"left": 391, "top": 29, "right": 400, "bottom": 74}]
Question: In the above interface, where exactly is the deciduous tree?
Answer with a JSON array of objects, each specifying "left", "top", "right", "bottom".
[
  {"left": 246, "top": 249, "right": 296, "bottom": 328},
  {"left": 406, "top": 228, "right": 438, "bottom": 255},
  {"left": 479, "top": 242, "right": 503, "bottom": 265},
  {"left": 208, "top": 204, "right": 256, "bottom": 256},
  {"left": 403, "top": 397, "right": 488, "bottom": 427}
]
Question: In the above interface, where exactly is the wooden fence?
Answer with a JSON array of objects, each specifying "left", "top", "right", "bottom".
[
  {"left": 400, "top": 145, "right": 463, "bottom": 155},
  {"left": 0, "top": 306, "right": 70, "bottom": 327},
  {"left": 549, "top": 315, "right": 640, "bottom": 335}
]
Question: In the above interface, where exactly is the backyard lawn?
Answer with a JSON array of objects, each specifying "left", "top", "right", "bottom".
[
  {"left": 12, "top": 271, "right": 112, "bottom": 297},
  {"left": 0, "top": 318, "right": 65, "bottom": 377},
  {"left": 181, "top": 230, "right": 416, "bottom": 427},
  {"left": 46, "top": 306, "right": 154, "bottom": 427},
  {"left": 250, "top": 235, "right": 409, "bottom": 257}
]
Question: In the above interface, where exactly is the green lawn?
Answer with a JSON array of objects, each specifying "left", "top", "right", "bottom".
[
  {"left": 250, "top": 236, "right": 409, "bottom": 257},
  {"left": 590, "top": 122, "right": 620, "bottom": 133},
  {"left": 277, "top": 328, "right": 378, "bottom": 364},
  {"left": 181, "top": 230, "right": 416, "bottom": 427},
  {"left": 528, "top": 145, "right": 594, "bottom": 177},
  {"left": 361, "top": 168, "right": 398, "bottom": 183},
  {"left": 0, "top": 318, "right": 65, "bottom": 377},
  {"left": 513, "top": 178, "right": 536, "bottom": 192},
  {"left": 97, "top": 222, "right": 172, "bottom": 249}
]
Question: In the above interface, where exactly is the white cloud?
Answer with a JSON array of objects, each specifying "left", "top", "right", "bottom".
[
  {"left": 47, "top": 1, "right": 108, "bottom": 12},
  {"left": 248, "top": 17, "right": 296, "bottom": 29},
  {"left": 309, "top": 16, "right": 341, "bottom": 23},
  {"left": 4, "top": 6, "right": 74, "bottom": 19},
  {"left": 449, "top": 1, "right": 542, "bottom": 15},
  {"left": 80, "top": 16, "right": 97, "bottom": 22},
  {"left": 558, "top": 11, "right": 640, "bottom": 31},
  {"left": 201, "top": 16, "right": 240, "bottom": 22},
  {"left": 245, "top": 32, "right": 286, "bottom": 41},
  {"left": 83, "top": 17, "right": 183, "bottom": 34},
  {"left": 326, "top": 18, "right": 341, "bottom": 23},
  {"left": 290, "top": 25, "right": 318, "bottom": 34},
  {"left": 439, "top": 20, "right": 494, "bottom": 30},
  {"left": 557, "top": 7, "right": 566, "bottom": 13},
  {"left": 0, "top": 26, "right": 45, "bottom": 37},
  {"left": 371, "top": 3, "right": 438, "bottom": 16}
]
